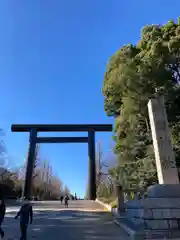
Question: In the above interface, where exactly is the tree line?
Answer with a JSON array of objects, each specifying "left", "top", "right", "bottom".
[
  {"left": 0, "top": 166, "right": 71, "bottom": 200},
  {"left": 0, "top": 139, "right": 71, "bottom": 200},
  {"left": 98, "top": 17, "right": 180, "bottom": 199}
]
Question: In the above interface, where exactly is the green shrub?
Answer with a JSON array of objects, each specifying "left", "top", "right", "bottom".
[{"left": 110, "top": 199, "right": 117, "bottom": 208}]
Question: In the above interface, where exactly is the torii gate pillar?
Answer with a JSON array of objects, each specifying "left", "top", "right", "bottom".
[
  {"left": 24, "top": 128, "right": 37, "bottom": 199},
  {"left": 88, "top": 131, "right": 96, "bottom": 200}
]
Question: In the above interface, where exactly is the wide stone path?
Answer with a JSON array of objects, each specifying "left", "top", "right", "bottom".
[{"left": 3, "top": 200, "right": 130, "bottom": 240}]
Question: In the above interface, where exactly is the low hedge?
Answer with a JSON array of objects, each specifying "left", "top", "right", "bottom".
[{"left": 109, "top": 199, "right": 117, "bottom": 208}]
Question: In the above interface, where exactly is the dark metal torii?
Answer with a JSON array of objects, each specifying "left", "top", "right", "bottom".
[{"left": 11, "top": 124, "right": 112, "bottom": 200}]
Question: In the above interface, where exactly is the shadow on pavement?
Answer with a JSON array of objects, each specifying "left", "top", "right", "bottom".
[{"left": 3, "top": 209, "right": 129, "bottom": 239}]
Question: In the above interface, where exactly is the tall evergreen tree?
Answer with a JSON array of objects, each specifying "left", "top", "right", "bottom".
[{"left": 102, "top": 18, "right": 180, "bottom": 188}]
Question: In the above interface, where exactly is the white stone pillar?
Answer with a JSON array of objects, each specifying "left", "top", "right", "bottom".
[{"left": 147, "top": 94, "right": 179, "bottom": 184}]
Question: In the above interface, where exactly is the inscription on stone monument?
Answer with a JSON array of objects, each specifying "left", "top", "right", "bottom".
[{"left": 148, "top": 95, "right": 179, "bottom": 184}]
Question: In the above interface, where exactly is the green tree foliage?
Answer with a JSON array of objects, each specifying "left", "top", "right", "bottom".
[{"left": 102, "top": 18, "right": 180, "bottom": 189}]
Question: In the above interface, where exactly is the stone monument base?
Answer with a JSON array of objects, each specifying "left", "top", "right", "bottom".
[{"left": 115, "top": 184, "right": 180, "bottom": 239}]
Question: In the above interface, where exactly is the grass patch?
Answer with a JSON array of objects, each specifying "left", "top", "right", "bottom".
[
  {"left": 98, "top": 197, "right": 115, "bottom": 204},
  {"left": 98, "top": 197, "right": 117, "bottom": 208}
]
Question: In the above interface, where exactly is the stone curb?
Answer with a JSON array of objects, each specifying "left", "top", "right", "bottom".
[
  {"left": 114, "top": 218, "right": 180, "bottom": 240},
  {"left": 114, "top": 219, "right": 136, "bottom": 238}
]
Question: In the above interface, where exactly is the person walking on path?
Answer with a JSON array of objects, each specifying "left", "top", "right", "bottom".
[
  {"left": 0, "top": 199, "right": 6, "bottom": 239},
  {"left": 14, "top": 199, "right": 33, "bottom": 240},
  {"left": 60, "top": 196, "right": 63, "bottom": 204},
  {"left": 64, "top": 195, "right": 69, "bottom": 208}
]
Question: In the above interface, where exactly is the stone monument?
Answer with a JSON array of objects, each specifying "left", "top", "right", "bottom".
[
  {"left": 148, "top": 91, "right": 179, "bottom": 185},
  {"left": 115, "top": 92, "right": 180, "bottom": 239}
]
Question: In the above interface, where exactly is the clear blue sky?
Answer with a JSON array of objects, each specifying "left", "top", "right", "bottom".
[{"left": 0, "top": 1, "right": 179, "bottom": 198}]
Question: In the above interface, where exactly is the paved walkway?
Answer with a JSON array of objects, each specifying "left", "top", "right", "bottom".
[
  {"left": 2, "top": 200, "right": 130, "bottom": 240},
  {"left": 4, "top": 200, "right": 179, "bottom": 239}
]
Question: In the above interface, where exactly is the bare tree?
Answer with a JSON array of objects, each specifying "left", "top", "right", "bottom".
[
  {"left": 96, "top": 140, "right": 108, "bottom": 187},
  {"left": 33, "top": 144, "right": 41, "bottom": 178},
  {"left": 0, "top": 129, "right": 10, "bottom": 180},
  {"left": 63, "top": 184, "right": 71, "bottom": 196},
  {"left": 16, "top": 145, "right": 70, "bottom": 200}
]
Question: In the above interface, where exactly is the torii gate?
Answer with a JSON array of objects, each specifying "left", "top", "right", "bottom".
[{"left": 11, "top": 124, "right": 112, "bottom": 200}]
